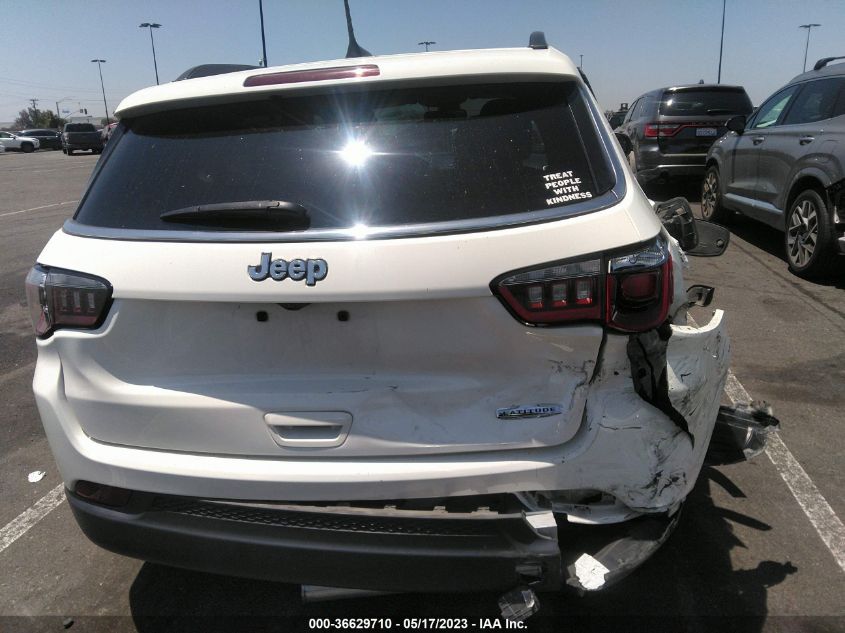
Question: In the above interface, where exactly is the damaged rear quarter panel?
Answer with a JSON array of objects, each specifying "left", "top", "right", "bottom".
[{"left": 584, "top": 310, "right": 729, "bottom": 511}]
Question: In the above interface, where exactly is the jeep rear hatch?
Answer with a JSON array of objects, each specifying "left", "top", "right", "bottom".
[{"left": 38, "top": 79, "right": 650, "bottom": 459}]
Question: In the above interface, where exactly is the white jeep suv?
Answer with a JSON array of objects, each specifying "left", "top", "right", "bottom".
[{"left": 27, "top": 37, "right": 730, "bottom": 606}]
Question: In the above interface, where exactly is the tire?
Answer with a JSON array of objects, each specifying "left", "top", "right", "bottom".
[
  {"left": 785, "top": 189, "right": 839, "bottom": 278},
  {"left": 701, "top": 165, "right": 731, "bottom": 223},
  {"left": 21, "top": 142, "right": 34, "bottom": 153},
  {"left": 67, "top": 149, "right": 74, "bottom": 156}
]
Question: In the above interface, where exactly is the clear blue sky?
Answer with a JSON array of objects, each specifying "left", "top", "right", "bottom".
[{"left": 2, "top": 0, "right": 843, "bottom": 124}]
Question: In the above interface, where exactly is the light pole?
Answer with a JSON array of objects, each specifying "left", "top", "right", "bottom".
[
  {"left": 717, "top": 0, "right": 726, "bottom": 83},
  {"left": 418, "top": 41, "right": 435, "bottom": 52},
  {"left": 91, "top": 59, "right": 110, "bottom": 125},
  {"left": 139, "top": 23, "right": 162, "bottom": 84},
  {"left": 799, "top": 23, "right": 821, "bottom": 72}
]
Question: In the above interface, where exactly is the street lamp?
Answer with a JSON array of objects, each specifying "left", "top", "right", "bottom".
[
  {"left": 799, "top": 23, "right": 821, "bottom": 72},
  {"left": 418, "top": 41, "right": 436, "bottom": 52},
  {"left": 139, "top": 22, "right": 162, "bottom": 84},
  {"left": 91, "top": 59, "right": 110, "bottom": 125}
]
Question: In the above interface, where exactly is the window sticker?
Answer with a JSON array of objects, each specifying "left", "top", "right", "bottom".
[{"left": 542, "top": 170, "right": 593, "bottom": 207}]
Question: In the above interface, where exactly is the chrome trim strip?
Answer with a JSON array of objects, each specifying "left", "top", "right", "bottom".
[{"left": 64, "top": 84, "right": 627, "bottom": 244}]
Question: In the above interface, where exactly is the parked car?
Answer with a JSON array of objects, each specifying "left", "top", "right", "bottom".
[
  {"left": 100, "top": 121, "right": 118, "bottom": 144},
  {"left": 0, "top": 130, "right": 40, "bottom": 152},
  {"left": 62, "top": 123, "right": 103, "bottom": 155},
  {"left": 19, "top": 128, "right": 62, "bottom": 150},
  {"left": 607, "top": 103, "right": 629, "bottom": 129},
  {"left": 26, "top": 35, "right": 747, "bottom": 614},
  {"left": 703, "top": 57, "right": 845, "bottom": 277},
  {"left": 615, "top": 84, "right": 753, "bottom": 184}
]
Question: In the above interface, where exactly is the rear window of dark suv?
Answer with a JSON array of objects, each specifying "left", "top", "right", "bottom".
[
  {"left": 74, "top": 81, "right": 616, "bottom": 235},
  {"left": 65, "top": 124, "right": 97, "bottom": 132},
  {"left": 659, "top": 88, "right": 752, "bottom": 117}
]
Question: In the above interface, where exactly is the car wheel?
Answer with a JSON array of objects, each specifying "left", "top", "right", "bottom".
[
  {"left": 67, "top": 149, "right": 74, "bottom": 156},
  {"left": 785, "top": 189, "right": 839, "bottom": 277},
  {"left": 21, "top": 142, "right": 34, "bottom": 153},
  {"left": 701, "top": 166, "right": 731, "bottom": 223}
]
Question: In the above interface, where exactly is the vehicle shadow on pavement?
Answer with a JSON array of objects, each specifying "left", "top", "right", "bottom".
[
  {"left": 127, "top": 468, "right": 796, "bottom": 633},
  {"left": 722, "top": 215, "right": 845, "bottom": 289}
]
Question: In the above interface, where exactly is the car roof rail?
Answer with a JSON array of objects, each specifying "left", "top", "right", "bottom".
[
  {"left": 813, "top": 56, "right": 845, "bottom": 71},
  {"left": 175, "top": 64, "right": 260, "bottom": 81},
  {"left": 528, "top": 31, "right": 548, "bottom": 49}
]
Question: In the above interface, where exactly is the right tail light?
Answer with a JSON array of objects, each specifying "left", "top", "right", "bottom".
[{"left": 493, "top": 237, "right": 672, "bottom": 333}]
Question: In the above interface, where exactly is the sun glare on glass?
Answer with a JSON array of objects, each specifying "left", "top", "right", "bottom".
[{"left": 340, "top": 139, "right": 373, "bottom": 167}]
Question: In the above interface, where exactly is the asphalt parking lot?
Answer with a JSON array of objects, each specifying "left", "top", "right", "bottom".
[{"left": 0, "top": 151, "right": 843, "bottom": 632}]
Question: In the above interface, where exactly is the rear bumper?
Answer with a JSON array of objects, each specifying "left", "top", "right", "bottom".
[
  {"left": 34, "top": 312, "right": 729, "bottom": 513},
  {"left": 637, "top": 146, "right": 707, "bottom": 182},
  {"left": 64, "top": 143, "right": 102, "bottom": 150},
  {"left": 67, "top": 487, "right": 679, "bottom": 593}
]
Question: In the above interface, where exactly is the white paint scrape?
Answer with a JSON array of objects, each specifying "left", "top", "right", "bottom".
[{"left": 574, "top": 553, "right": 610, "bottom": 590}]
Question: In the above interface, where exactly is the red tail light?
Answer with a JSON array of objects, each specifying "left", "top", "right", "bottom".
[
  {"left": 25, "top": 265, "right": 113, "bottom": 338},
  {"left": 493, "top": 237, "right": 672, "bottom": 332},
  {"left": 644, "top": 121, "right": 724, "bottom": 138}
]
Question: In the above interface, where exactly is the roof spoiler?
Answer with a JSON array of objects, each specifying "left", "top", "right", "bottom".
[
  {"left": 813, "top": 56, "right": 845, "bottom": 71},
  {"left": 344, "top": 0, "right": 372, "bottom": 58},
  {"left": 175, "top": 64, "right": 260, "bottom": 81}
]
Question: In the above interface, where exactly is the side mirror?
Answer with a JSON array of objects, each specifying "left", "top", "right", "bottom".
[{"left": 726, "top": 114, "right": 746, "bottom": 134}]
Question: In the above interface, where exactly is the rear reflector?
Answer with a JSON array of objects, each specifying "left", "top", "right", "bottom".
[
  {"left": 75, "top": 481, "right": 132, "bottom": 507},
  {"left": 493, "top": 237, "right": 672, "bottom": 332},
  {"left": 25, "top": 265, "right": 112, "bottom": 338},
  {"left": 244, "top": 64, "right": 380, "bottom": 87}
]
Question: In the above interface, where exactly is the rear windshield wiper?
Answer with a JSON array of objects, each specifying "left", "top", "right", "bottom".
[{"left": 160, "top": 200, "right": 310, "bottom": 229}]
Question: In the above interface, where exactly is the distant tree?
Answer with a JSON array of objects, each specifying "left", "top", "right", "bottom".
[{"left": 13, "top": 107, "right": 60, "bottom": 129}]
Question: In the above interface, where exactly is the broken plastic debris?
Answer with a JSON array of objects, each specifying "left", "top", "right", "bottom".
[
  {"left": 498, "top": 586, "right": 539, "bottom": 622},
  {"left": 524, "top": 510, "right": 557, "bottom": 538},
  {"left": 706, "top": 401, "right": 780, "bottom": 465},
  {"left": 27, "top": 470, "right": 46, "bottom": 483},
  {"left": 573, "top": 553, "right": 609, "bottom": 590}
]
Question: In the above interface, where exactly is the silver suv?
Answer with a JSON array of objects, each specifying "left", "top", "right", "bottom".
[{"left": 703, "top": 57, "right": 845, "bottom": 277}]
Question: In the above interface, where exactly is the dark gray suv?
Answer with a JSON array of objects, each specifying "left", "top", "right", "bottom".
[
  {"left": 703, "top": 57, "right": 845, "bottom": 277},
  {"left": 615, "top": 84, "right": 752, "bottom": 184}
]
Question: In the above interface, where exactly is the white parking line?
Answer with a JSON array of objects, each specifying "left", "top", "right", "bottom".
[
  {"left": 0, "top": 200, "right": 78, "bottom": 218},
  {"left": 0, "top": 484, "right": 65, "bottom": 555},
  {"left": 724, "top": 372, "right": 845, "bottom": 574}
]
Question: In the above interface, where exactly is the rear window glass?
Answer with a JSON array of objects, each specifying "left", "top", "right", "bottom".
[
  {"left": 65, "top": 124, "right": 96, "bottom": 132},
  {"left": 659, "top": 89, "right": 752, "bottom": 116},
  {"left": 75, "top": 82, "right": 615, "bottom": 233}
]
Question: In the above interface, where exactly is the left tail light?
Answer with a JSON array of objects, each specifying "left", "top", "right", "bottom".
[
  {"left": 492, "top": 237, "right": 672, "bottom": 333},
  {"left": 25, "top": 265, "right": 113, "bottom": 338}
]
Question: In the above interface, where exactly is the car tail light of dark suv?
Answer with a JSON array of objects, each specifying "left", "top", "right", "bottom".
[
  {"left": 25, "top": 265, "right": 113, "bottom": 338},
  {"left": 493, "top": 237, "right": 672, "bottom": 332}
]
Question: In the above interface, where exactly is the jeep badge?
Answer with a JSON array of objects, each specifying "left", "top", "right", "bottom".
[{"left": 248, "top": 253, "right": 328, "bottom": 286}]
